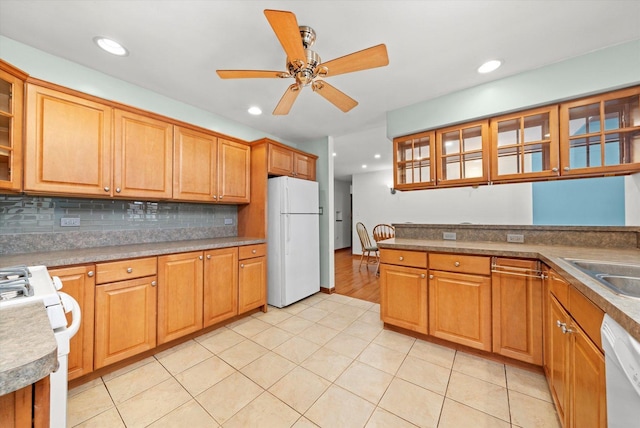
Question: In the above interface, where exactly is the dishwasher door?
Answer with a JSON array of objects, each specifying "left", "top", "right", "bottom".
[{"left": 601, "top": 314, "right": 640, "bottom": 428}]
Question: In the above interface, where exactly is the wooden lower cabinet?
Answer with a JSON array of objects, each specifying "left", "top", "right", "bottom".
[
  {"left": 48, "top": 265, "right": 95, "bottom": 381},
  {"left": 429, "top": 269, "right": 492, "bottom": 351},
  {"left": 491, "top": 258, "right": 543, "bottom": 365},
  {"left": 238, "top": 255, "right": 267, "bottom": 314},
  {"left": 379, "top": 263, "right": 428, "bottom": 334},
  {"left": 157, "top": 252, "right": 204, "bottom": 345},
  {"left": 94, "top": 276, "right": 157, "bottom": 369},
  {"left": 203, "top": 247, "right": 239, "bottom": 327},
  {"left": 545, "top": 272, "right": 606, "bottom": 428},
  {"left": 0, "top": 377, "right": 49, "bottom": 428}
]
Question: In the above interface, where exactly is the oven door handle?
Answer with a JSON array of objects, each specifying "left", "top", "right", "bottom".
[{"left": 58, "top": 291, "right": 81, "bottom": 339}]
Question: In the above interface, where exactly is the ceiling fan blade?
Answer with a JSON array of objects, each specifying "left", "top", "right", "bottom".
[
  {"left": 273, "top": 84, "right": 301, "bottom": 115},
  {"left": 320, "top": 44, "right": 389, "bottom": 77},
  {"left": 216, "top": 70, "right": 287, "bottom": 79},
  {"left": 264, "top": 9, "right": 306, "bottom": 67},
  {"left": 312, "top": 81, "right": 358, "bottom": 112}
]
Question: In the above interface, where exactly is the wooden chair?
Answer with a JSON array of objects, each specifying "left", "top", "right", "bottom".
[
  {"left": 373, "top": 224, "right": 395, "bottom": 275},
  {"left": 356, "top": 222, "right": 378, "bottom": 270}
]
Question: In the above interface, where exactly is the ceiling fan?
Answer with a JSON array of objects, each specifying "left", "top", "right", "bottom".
[{"left": 216, "top": 9, "right": 389, "bottom": 115}]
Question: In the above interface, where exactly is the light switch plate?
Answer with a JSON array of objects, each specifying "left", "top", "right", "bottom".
[
  {"left": 224, "top": 218, "right": 233, "bottom": 225},
  {"left": 443, "top": 232, "right": 457, "bottom": 240},
  {"left": 61, "top": 217, "right": 80, "bottom": 227},
  {"left": 507, "top": 234, "right": 525, "bottom": 243}
]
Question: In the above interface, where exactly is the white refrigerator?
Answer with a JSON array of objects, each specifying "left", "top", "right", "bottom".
[{"left": 267, "top": 176, "right": 320, "bottom": 307}]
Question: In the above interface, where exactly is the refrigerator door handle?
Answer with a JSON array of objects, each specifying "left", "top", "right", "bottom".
[{"left": 285, "top": 214, "right": 290, "bottom": 255}]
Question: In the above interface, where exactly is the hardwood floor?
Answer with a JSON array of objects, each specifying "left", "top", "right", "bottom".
[{"left": 333, "top": 247, "right": 380, "bottom": 303}]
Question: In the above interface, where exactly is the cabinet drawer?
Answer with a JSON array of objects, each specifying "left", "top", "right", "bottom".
[
  {"left": 548, "top": 271, "right": 570, "bottom": 309},
  {"left": 429, "top": 253, "right": 490, "bottom": 275},
  {"left": 96, "top": 257, "right": 157, "bottom": 284},
  {"left": 570, "top": 286, "right": 604, "bottom": 351},
  {"left": 239, "top": 243, "right": 266, "bottom": 260},
  {"left": 379, "top": 249, "right": 427, "bottom": 268}
]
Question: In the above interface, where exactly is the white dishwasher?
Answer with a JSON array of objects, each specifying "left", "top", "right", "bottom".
[{"left": 601, "top": 314, "right": 640, "bottom": 428}]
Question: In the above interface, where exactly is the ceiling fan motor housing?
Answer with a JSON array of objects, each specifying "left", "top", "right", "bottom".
[
  {"left": 288, "top": 49, "right": 321, "bottom": 86},
  {"left": 298, "top": 25, "right": 316, "bottom": 48}
]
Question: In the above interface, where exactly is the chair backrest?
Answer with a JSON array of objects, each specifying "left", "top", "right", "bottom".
[
  {"left": 356, "top": 222, "right": 374, "bottom": 250},
  {"left": 373, "top": 224, "right": 395, "bottom": 242}
]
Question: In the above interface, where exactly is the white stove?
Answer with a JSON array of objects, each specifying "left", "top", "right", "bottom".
[{"left": 0, "top": 265, "right": 81, "bottom": 428}]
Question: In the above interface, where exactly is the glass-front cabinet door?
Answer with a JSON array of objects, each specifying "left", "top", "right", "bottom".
[
  {"left": 436, "top": 121, "right": 489, "bottom": 186},
  {"left": 490, "top": 106, "right": 559, "bottom": 182},
  {"left": 0, "top": 61, "right": 26, "bottom": 192},
  {"left": 560, "top": 86, "right": 640, "bottom": 176},
  {"left": 393, "top": 131, "right": 436, "bottom": 189}
]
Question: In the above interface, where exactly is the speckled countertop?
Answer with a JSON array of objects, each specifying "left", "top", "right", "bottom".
[
  {"left": 378, "top": 238, "right": 640, "bottom": 343},
  {"left": 0, "top": 237, "right": 266, "bottom": 267},
  {"left": 0, "top": 301, "right": 58, "bottom": 395}
]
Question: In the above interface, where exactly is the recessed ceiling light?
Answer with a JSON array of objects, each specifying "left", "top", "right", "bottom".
[
  {"left": 332, "top": 152, "right": 336, "bottom": 157},
  {"left": 374, "top": 154, "right": 381, "bottom": 159},
  {"left": 247, "top": 106, "right": 262, "bottom": 115},
  {"left": 362, "top": 164, "right": 367, "bottom": 169},
  {"left": 93, "top": 36, "right": 128, "bottom": 56},
  {"left": 477, "top": 59, "right": 502, "bottom": 74}
]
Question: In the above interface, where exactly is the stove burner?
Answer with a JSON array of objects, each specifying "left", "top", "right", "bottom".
[{"left": 0, "top": 265, "right": 33, "bottom": 300}]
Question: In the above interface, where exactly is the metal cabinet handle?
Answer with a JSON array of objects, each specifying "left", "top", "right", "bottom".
[
  {"left": 240, "top": 264, "right": 245, "bottom": 268},
  {"left": 103, "top": 186, "right": 110, "bottom": 192},
  {"left": 127, "top": 267, "right": 133, "bottom": 273},
  {"left": 87, "top": 271, "right": 94, "bottom": 277},
  {"left": 116, "top": 187, "right": 121, "bottom": 193},
  {"left": 199, "top": 255, "right": 203, "bottom": 260},
  {"left": 429, "top": 274, "right": 434, "bottom": 279},
  {"left": 252, "top": 249, "right": 257, "bottom": 254},
  {"left": 219, "top": 196, "right": 223, "bottom": 200},
  {"left": 561, "top": 325, "right": 574, "bottom": 334},
  {"left": 563, "top": 167, "right": 570, "bottom": 172},
  {"left": 552, "top": 167, "right": 558, "bottom": 173},
  {"left": 399, "top": 256, "right": 404, "bottom": 261},
  {"left": 151, "top": 281, "right": 157, "bottom": 287},
  {"left": 213, "top": 195, "right": 217, "bottom": 200},
  {"left": 207, "top": 255, "right": 211, "bottom": 260},
  {"left": 420, "top": 274, "right": 426, "bottom": 279},
  {"left": 454, "top": 261, "right": 460, "bottom": 267}
]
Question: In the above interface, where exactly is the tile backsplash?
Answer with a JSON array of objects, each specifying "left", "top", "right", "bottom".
[{"left": 0, "top": 195, "right": 238, "bottom": 254}]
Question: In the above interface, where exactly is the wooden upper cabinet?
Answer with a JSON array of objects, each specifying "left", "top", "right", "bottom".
[
  {"left": 24, "top": 83, "right": 113, "bottom": 196},
  {"left": 114, "top": 109, "right": 173, "bottom": 199},
  {"left": 173, "top": 128, "right": 250, "bottom": 204},
  {"left": 560, "top": 85, "right": 640, "bottom": 177},
  {"left": 218, "top": 138, "right": 250, "bottom": 203},
  {"left": 393, "top": 131, "right": 436, "bottom": 190},
  {"left": 173, "top": 126, "right": 217, "bottom": 202},
  {"left": 0, "top": 61, "right": 26, "bottom": 193},
  {"left": 490, "top": 106, "right": 560, "bottom": 182},
  {"left": 267, "top": 140, "right": 317, "bottom": 181},
  {"left": 436, "top": 120, "right": 490, "bottom": 186}
]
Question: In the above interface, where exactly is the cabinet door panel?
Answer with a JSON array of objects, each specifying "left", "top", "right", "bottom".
[
  {"left": 49, "top": 265, "right": 95, "bottom": 381},
  {"left": 491, "top": 260, "right": 543, "bottom": 365},
  {"left": 94, "top": 276, "right": 157, "bottom": 369},
  {"left": 0, "top": 66, "right": 24, "bottom": 192},
  {"left": 157, "top": 252, "right": 203, "bottom": 345},
  {"left": 547, "top": 295, "right": 570, "bottom": 427},
  {"left": 25, "top": 84, "right": 112, "bottom": 196},
  {"left": 268, "top": 144, "right": 294, "bottom": 176},
  {"left": 114, "top": 109, "right": 173, "bottom": 199},
  {"left": 293, "top": 152, "right": 315, "bottom": 180},
  {"left": 380, "top": 264, "right": 427, "bottom": 333},
  {"left": 203, "top": 247, "right": 238, "bottom": 327},
  {"left": 238, "top": 256, "right": 266, "bottom": 314},
  {"left": 173, "top": 126, "right": 216, "bottom": 202},
  {"left": 429, "top": 270, "right": 491, "bottom": 350},
  {"left": 218, "top": 138, "right": 250, "bottom": 203},
  {"left": 571, "top": 324, "right": 606, "bottom": 428}
]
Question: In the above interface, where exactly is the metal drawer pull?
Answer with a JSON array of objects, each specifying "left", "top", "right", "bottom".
[
  {"left": 87, "top": 271, "right": 94, "bottom": 277},
  {"left": 240, "top": 264, "right": 244, "bottom": 268},
  {"left": 399, "top": 256, "right": 404, "bottom": 261},
  {"left": 454, "top": 261, "right": 460, "bottom": 267},
  {"left": 151, "top": 281, "right": 157, "bottom": 287},
  {"left": 252, "top": 249, "right": 257, "bottom": 254},
  {"left": 127, "top": 267, "right": 133, "bottom": 273}
]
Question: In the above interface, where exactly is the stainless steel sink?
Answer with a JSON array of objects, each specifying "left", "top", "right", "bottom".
[{"left": 564, "top": 259, "right": 640, "bottom": 298}]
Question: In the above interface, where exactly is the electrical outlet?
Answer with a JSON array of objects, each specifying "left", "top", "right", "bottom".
[
  {"left": 507, "top": 234, "right": 525, "bottom": 243},
  {"left": 443, "top": 232, "right": 457, "bottom": 240},
  {"left": 224, "top": 218, "right": 233, "bottom": 225},
  {"left": 61, "top": 217, "right": 80, "bottom": 227}
]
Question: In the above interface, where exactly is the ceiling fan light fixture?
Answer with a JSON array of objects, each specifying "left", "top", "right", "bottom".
[
  {"left": 247, "top": 106, "right": 262, "bottom": 115},
  {"left": 93, "top": 36, "right": 128, "bottom": 56},
  {"left": 477, "top": 59, "right": 502, "bottom": 74}
]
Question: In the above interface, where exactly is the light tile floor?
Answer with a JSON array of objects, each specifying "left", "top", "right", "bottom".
[{"left": 67, "top": 292, "right": 561, "bottom": 428}]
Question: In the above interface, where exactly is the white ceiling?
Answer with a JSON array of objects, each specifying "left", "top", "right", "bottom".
[{"left": 1, "top": 0, "right": 639, "bottom": 180}]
